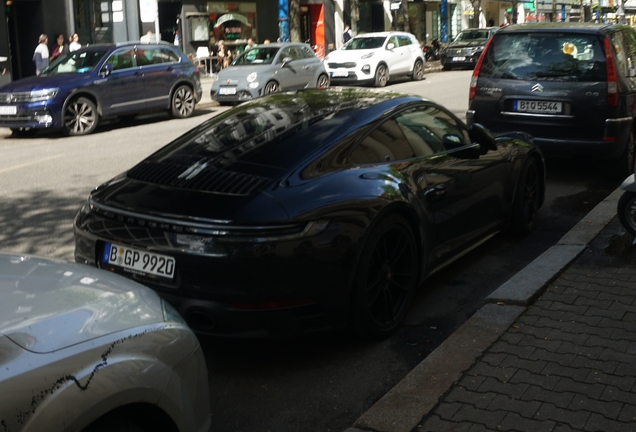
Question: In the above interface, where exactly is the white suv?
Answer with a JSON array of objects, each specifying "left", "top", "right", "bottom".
[{"left": 323, "top": 31, "right": 426, "bottom": 87}]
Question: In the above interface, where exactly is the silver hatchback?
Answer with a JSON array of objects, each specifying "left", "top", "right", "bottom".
[{"left": 210, "top": 42, "right": 329, "bottom": 104}]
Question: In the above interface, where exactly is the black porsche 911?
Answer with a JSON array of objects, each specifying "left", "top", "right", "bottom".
[{"left": 74, "top": 87, "right": 545, "bottom": 339}]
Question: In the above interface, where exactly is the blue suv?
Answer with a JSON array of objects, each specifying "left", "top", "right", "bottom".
[{"left": 0, "top": 41, "right": 202, "bottom": 136}]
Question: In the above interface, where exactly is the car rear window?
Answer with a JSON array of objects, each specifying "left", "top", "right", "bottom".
[{"left": 480, "top": 33, "right": 607, "bottom": 82}]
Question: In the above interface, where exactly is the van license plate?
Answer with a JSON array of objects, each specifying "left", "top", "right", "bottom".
[
  {"left": 102, "top": 242, "right": 175, "bottom": 279},
  {"left": 515, "top": 100, "right": 562, "bottom": 114}
]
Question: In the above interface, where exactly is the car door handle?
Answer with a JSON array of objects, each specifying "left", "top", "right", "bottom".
[
  {"left": 302, "top": 65, "right": 312, "bottom": 70},
  {"left": 424, "top": 184, "right": 450, "bottom": 199}
]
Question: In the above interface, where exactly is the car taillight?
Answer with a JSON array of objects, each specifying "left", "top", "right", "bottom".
[
  {"left": 469, "top": 37, "right": 493, "bottom": 101},
  {"left": 604, "top": 37, "right": 618, "bottom": 107}
]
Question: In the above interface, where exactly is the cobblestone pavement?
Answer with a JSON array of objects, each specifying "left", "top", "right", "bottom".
[{"left": 417, "top": 217, "right": 636, "bottom": 432}]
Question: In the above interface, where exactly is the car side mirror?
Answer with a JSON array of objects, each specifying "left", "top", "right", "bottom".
[
  {"left": 468, "top": 123, "right": 497, "bottom": 152},
  {"left": 100, "top": 63, "right": 113, "bottom": 77},
  {"left": 386, "top": 43, "right": 395, "bottom": 50},
  {"left": 282, "top": 56, "right": 292, "bottom": 66}
]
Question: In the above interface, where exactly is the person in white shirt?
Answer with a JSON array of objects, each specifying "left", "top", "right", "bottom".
[
  {"left": 33, "top": 34, "right": 49, "bottom": 75},
  {"left": 69, "top": 33, "right": 81, "bottom": 52}
]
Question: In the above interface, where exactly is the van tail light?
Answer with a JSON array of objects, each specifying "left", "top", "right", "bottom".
[
  {"left": 604, "top": 37, "right": 619, "bottom": 107},
  {"left": 469, "top": 37, "right": 494, "bottom": 101}
]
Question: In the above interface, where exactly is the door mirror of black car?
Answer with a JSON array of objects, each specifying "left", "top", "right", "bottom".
[
  {"left": 468, "top": 123, "right": 497, "bottom": 152},
  {"left": 100, "top": 63, "right": 113, "bottom": 77}
]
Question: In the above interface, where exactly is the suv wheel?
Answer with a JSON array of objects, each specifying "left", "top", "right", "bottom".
[
  {"left": 374, "top": 64, "right": 389, "bottom": 87},
  {"left": 412, "top": 59, "right": 424, "bottom": 81},
  {"left": 170, "top": 85, "right": 195, "bottom": 118},
  {"left": 64, "top": 97, "right": 98, "bottom": 136}
]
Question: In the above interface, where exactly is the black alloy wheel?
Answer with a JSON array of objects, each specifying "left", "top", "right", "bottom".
[
  {"left": 64, "top": 97, "right": 98, "bottom": 136},
  {"left": 170, "top": 85, "right": 195, "bottom": 118},
  {"left": 412, "top": 59, "right": 424, "bottom": 81},
  {"left": 618, "top": 191, "right": 636, "bottom": 237},
  {"left": 317, "top": 74, "right": 330, "bottom": 89},
  {"left": 264, "top": 81, "right": 279, "bottom": 94},
  {"left": 352, "top": 214, "right": 418, "bottom": 339},
  {"left": 510, "top": 158, "right": 540, "bottom": 237},
  {"left": 374, "top": 64, "right": 389, "bottom": 87}
]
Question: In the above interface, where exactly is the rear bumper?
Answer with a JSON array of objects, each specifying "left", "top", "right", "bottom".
[{"left": 467, "top": 110, "right": 631, "bottom": 159}]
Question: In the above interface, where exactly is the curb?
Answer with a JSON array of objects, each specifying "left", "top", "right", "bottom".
[{"left": 344, "top": 186, "right": 624, "bottom": 432}]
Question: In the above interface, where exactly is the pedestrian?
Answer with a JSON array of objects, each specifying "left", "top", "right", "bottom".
[
  {"left": 246, "top": 37, "right": 256, "bottom": 49},
  {"left": 33, "top": 34, "right": 49, "bottom": 75},
  {"left": 263, "top": 39, "right": 271, "bottom": 44},
  {"left": 342, "top": 25, "right": 352, "bottom": 43},
  {"left": 140, "top": 31, "right": 156, "bottom": 43},
  {"left": 69, "top": 33, "right": 81, "bottom": 51},
  {"left": 50, "top": 34, "right": 68, "bottom": 60}
]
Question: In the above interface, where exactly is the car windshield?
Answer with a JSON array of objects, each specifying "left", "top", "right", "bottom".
[
  {"left": 480, "top": 33, "right": 607, "bottom": 82},
  {"left": 41, "top": 49, "right": 110, "bottom": 75},
  {"left": 454, "top": 30, "right": 490, "bottom": 41},
  {"left": 232, "top": 47, "right": 280, "bottom": 65},
  {"left": 343, "top": 37, "right": 386, "bottom": 50}
]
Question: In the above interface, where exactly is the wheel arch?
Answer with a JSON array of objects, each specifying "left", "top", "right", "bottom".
[
  {"left": 169, "top": 80, "right": 197, "bottom": 105},
  {"left": 81, "top": 403, "right": 179, "bottom": 432},
  {"left": 63, "top": 91, "right": 102, "bottom": 117}
]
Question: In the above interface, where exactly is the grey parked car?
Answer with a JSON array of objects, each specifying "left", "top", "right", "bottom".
[
  {"left": 0, "top": 253, "right": 210, "bottom": 432},
  {"left": 210, "top": 42, "right": 329, "bottom": 105}
]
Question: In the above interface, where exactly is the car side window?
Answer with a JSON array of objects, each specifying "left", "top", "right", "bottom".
[
  {"left": 387, "top": 36, "right": 399, "bottom": 48},
  {"left": 398, "top": 36, "right": 411, "bottom": 47},
  {"left": 136, "top": 47, "right": 164, "bottom": 66},
  {"left": 300, "top": 45, "right": 315, "bottom": 59},
  {"left": 105, "top": 48, "right": 136, "bottom": 71},
  {"left": 161, "top": 48, "right": 181, "bottom": 63},
  {"left": 349, "top": 118, "right": 417, "bottom": 164},
  {"left": 279, "top": 47, "right": 292, "bottom": 62}
]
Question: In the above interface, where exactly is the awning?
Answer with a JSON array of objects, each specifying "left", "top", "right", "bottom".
[
  {"left": 214, "top": 13, "right": 252, "bottom": 28},
  {"left": 625, "top": 0, "right": 636, "bottom": 10}
]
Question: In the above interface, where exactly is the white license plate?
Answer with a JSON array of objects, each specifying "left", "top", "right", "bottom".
[
  {"left": 0, "top": 106, "right": 17, "bottom": 115},
  {"left": 219, "top": 87, "right": 236, "bottom": 95},
  {"left": 332, "top": 70, "right": 348, "bottom": 77},
  {"left": 515, "top": 100, "right": 562, "bottom": 114},
  {"left": 102, "top": 242, "right": 175, "bottom": 279},
  {"left": 452, "top": 57, "right": 465, "bottom": 61}
]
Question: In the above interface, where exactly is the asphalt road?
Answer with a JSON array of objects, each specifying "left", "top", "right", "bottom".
[{"left": 0, "top": 71, "right": 622, "bottom": 432}]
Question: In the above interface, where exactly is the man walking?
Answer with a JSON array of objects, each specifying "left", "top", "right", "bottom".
[{"left": 33, "top": 34, "right": 49, "bottom": 75}]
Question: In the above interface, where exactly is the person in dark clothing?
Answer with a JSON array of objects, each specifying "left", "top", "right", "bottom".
[
  {"left": 51, "top": 34, "right": 68, "bottom": 61},
  {"left": 343, "top": 25, "right": 352, "bottom": 43}
]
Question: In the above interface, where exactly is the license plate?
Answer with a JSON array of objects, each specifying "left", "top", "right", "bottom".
[
  {"left": 452, "top": 57, "right": 465, "bottom": 61},
  {"left": 0, "top": 106, "right": 17, "bottom": 115},
  {"left": 219, "top": 87, "right": 236, "bottom": 95},
  {"left": 102, "top": 242, "right": 175, "bottom": 279},
  {"left": 515, "top": 100, "right": 562, "bottom": 114},
  {"left": 332, "top": 70, "right": 348, "bottom": 77}
]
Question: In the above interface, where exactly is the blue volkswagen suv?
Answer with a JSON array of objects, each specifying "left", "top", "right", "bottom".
[{"left": 0, "top": 41, "right": 202, "bottom": 136}]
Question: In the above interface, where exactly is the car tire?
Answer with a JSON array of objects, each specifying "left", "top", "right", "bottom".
[
  {"left": 442, "top": 64, "right": 451, "bottom": 71},
  {"left": 317, "top": 73, "right": 330, "bottom": 89},
  {"left": 351, "top": 214, "right": 418, "bottom": 339},
  {"left": 374, "top": 64, "right": 389, "bottom": 87},
  {"left": 264, "top": 81, "right": 279, "bottom": 95},
  {"left": 412, "top": 59, "right": 424, "bottom": 81},
  {"left": 64, "top": 97, "right": 98, "bottom": 136},
  {"left": 618, "top": 191, "right": 636, "bottom": 237},
  {"left": 82, "top": 417, "right": 145, "bottom": 432},
  {"left": 616, "top": 131, "right": 635, "bottom": 180},
  {"left": 509, "top": 158, "right": 540, "bottom": 237},
  {"left": 170, "top": 85, "right": 196, "bottom": 118}
]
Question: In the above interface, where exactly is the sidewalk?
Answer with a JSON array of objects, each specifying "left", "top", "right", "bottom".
[{"left": 346, "top": 187, "right": 636, "bottom": 432}]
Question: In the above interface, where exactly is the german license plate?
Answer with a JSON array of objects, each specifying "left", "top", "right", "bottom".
[
  {"left": 332, "top": 70, "right": 348, "bottom": 77},
  {"left": 515, "top": 100, "right": 562, "bottom": 114},
  {"left": 452, "top": 57, "right": 465, "bottom": 61},
  {"left": 0, "top": 106, "right": 17, "bottom": 115},
  {"left": 219, "top": 87, "right": 236, "bottom": 95},
  {"left": 102, "top": 242, "right": 175, "bottom": 279}
]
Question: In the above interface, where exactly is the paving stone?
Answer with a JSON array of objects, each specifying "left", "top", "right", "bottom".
[
  {"left": 457, "top": 375, "right": 487, "bottom": 391},
  {"left": 610, "top": 302, "right": 636, "bottom": 315},
  {"left": 599, "top": 316, "right": 636, "bottom": 332},
  {"left": 519, "top": 334, "right": 563, "bottom": 352},
  {"left": 586, "top": 306, "right": 626, "bottom": 320},
  {"left": 568, "top": 394, "right": 622, "bottom": 419},
  {"left": 585, "top": 369, "right": 635, "bottom": 391},
  {"left": 554, "top": 377, "right": 605, "bottom": 399},
  {"left": 542, "top": 291, "right": 580, "bottom": 305},
  {"left": 599, "top": 348, "right": 636, "bottom": 364},
  {"left": 525, "top": 307, "right": 566, "bottom": 321},
  {"left": 510, "top": 324, "right": 553, "bottom": 339},
  {"left": 501, "top": 332, "right": 525, "bottom": 344},
  {"left": 517, "top": 314, "right": 540, "bottom": 326},
  {"left": 477, "top": 377, "right": 529, "bottom": 399},
  {"left": 560, "top": 312, "right": 603, "bottom": 327},
  {"left": 534, "top": 316, "right": 578, "bottom": 332},
  {"left": 614, "top": 362, "right": 636, "bottom": 377},
  {"left": 562, "top": 286, "right": 599, "bottom": 300},
  {"left": 481, "top": 353, "right": 506, "bottom": 367},
  {"left": 467, "top": 424, "right": 497, "bottom": 432},
  {"left": 617, "top": 404, "right": 636, "bottom": 422},
  {"left": 586, "top": 335, "right": 629, "bottom": 352},
  {"left": 624, "top": 312, "right": 636, "bottom": 322},
  {"left": 470, "top": 363, "right": 517, "bottom": 382},
  {"left": 534, "top": 403, "right": 591, "bottom": 429},
  {"left": 569, "top": 355, "right": 618, "bottom": 375},
  {"left": 598, "top": 291, "right": 633, "bottom": 305},
  {"left": 521, "top": 385, "right": 575, "bottom": 408},
  {"left": 611, "top": 328, "right": 636, "bottom": 342},
  {"left": 489, "top": 340, "right": 536, "bottom": 359},
  {"left": 420, "top": 415, "right": 473, "bottom": 432},
  {"left": 601, "top": 386, "right": 636, "bottom": 405},
  {"left": 435, "top": 402, "right": 462, "bottom": 419},
  {"left": 552, "top": 424, "right": 578, "bottom": 432},
  {"left": 550, "top": 302, "right": 589, "bottom": 315},
  {"left": 498, "top": 412, "right": 556, "bottom": 432},
  {"left": 450, "top": 404, "right": 507, "bottom": 430},
  {"left": 546, "top": 329, "right": 590, "bottom": 346},
  {"left": 584, "top": 413, "right": 636, "bottom": 432},
  {"left": 541, "top": 362, "right": 590, "bottom": 382},
  {"left": 446, "top": 387, "right": 496, "bottom": 409},
  {"left": 529, "top": 348, "right": 576, "bottom": 367},
  {"left": 487, "top": 394, "right": 541, "bottom": 418},
  {"left": 509, "top": 369, "right": 560, "bottom": 390},
  {"left": 557, "top": 342, "right": 604, "bottom": 359},
  {"left": 499, "top": 355, "right": 547, "bottom": 374},
  {"left": 574, "top": 296, "right": 613, "bottom": 310}
]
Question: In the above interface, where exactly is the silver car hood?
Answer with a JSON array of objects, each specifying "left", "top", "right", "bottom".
[{"left": 0, "top": 253, "right": 165, "bottom": 353}]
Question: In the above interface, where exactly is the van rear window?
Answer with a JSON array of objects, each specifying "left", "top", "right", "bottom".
[{"left": 480, "top": 33, "right": 607, "bottom": 82}]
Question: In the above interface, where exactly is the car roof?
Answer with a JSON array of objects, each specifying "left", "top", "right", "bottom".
[
  {"left": 353, "top": 31, "right": 414, "bottom": 38},
  {"left": 498, "top": 22, "right": 621, "bottom": 34}
]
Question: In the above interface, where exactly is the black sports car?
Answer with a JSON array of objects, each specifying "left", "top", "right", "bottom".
[{"left": 74, "top": 88, "right": 545, "bottom": 339}]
